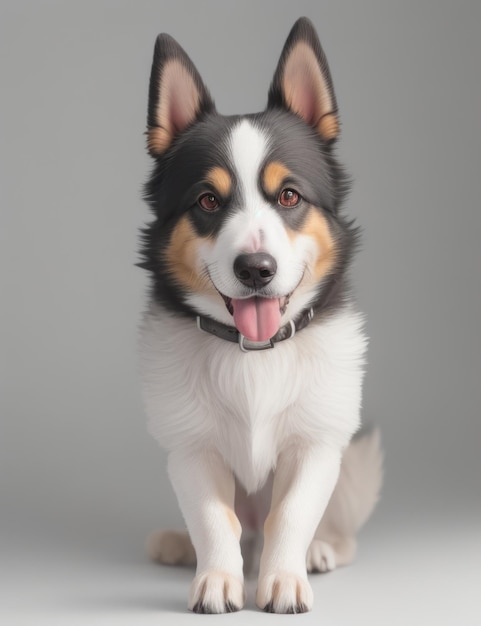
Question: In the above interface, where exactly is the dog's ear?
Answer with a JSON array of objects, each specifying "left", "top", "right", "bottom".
[
  {"left": 268, "top": 17, "right": 339, "bottom": 142},
  {"left": 146, "top": 34, "right": 215, "bottom": 156}
]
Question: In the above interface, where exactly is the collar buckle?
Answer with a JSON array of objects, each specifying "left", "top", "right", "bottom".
[{"left": 238, "top": 334, "right": 275, "bottom": 352}]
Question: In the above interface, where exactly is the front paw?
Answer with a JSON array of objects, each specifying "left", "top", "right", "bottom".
[
  {"left": 188, "top": 570, "right": 245, "bottom": 613},
  {"left": 256, "top": 572, "right": 313, "bottom": 613}
]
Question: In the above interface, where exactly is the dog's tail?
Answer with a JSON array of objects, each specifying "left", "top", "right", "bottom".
[{"left": 315, "top": 425, "right": 383, "bottom": 544}]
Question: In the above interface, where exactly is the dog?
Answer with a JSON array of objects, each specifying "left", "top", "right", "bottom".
[{"left": 139, "top": 17, "right": 382, "bottom": 614}]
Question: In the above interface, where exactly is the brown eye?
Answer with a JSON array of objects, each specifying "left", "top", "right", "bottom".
[
  {"left": 278, "top": 188, "right": 300, "bottom": 208},
  {"left": 198, "top": 193, "right": 220, "bottom": 212}
]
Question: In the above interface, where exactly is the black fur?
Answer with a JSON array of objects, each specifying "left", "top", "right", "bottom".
[{"left": 139, "top": 18, "right": 359, "bottom": 324}]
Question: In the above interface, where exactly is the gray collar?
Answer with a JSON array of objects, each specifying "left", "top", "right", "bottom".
[{"left": 196, "top": 307, "right": 314, "bottom": 352}]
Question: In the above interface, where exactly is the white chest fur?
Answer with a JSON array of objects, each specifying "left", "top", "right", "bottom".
[{"left": 140, "top": 304, "right": 367, "bottom": 493}]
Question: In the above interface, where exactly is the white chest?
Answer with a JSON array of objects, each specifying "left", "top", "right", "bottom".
[{"left": 140, "top": 306, "right": 367, "bottom": 493}]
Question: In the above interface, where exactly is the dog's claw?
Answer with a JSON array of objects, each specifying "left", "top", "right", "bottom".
[
  {"left": 188, "top": 571, "right": 245, "bottom": 614},
  {"left": 257, "top": 572, "right": 313, "bottom": 613}
]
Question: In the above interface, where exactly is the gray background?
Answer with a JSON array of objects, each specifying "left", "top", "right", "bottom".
[{"left": 1, "top": 1, "right": 480, "bottom": 624}]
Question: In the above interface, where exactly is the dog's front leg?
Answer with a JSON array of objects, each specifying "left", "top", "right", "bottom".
[
  {"left": 256, "top": 442, "right": 342, "bottom": 613},
  {"left": 168, "top": 447, "right": 245, "bottom": 613}
]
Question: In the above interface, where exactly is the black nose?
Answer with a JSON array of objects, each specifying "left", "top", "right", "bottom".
[{"left": 233, "top": 252, "right": 277, "bottom": 289}]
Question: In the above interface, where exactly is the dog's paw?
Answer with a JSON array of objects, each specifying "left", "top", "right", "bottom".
[
  {"left": 256, "top": 572, "right": 313, "bottom": 613},
  {"left": 188, "top": 570, "right": 245, "bottom": 613},
  {"left": 146, "top": 529, "right": 196, "bottom": 566},
  {"left": 306, "top": 539, "right": 336, "bottom": 573}
]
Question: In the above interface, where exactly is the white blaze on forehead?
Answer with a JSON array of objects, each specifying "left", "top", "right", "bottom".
[
  {"left": 228, "top": 120, "right": 268, "bottom": 211},
  {"left": 201, "top": 117, "right": 307, "bottom": 318}
]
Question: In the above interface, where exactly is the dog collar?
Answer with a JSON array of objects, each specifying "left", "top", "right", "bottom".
[{"left": 196, "top": 307, "right": 314, "bottom": 352}]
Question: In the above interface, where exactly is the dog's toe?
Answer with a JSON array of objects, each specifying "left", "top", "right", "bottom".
[
  {"left": 188, "top": 571, "right": 245, "bottom": 614},
  {"left": 257, "top": 572, "right": 313, "bottom": 613}
]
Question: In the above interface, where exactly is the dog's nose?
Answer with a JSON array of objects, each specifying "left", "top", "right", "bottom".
[{"left": 233, "top": 252, "right": 277, "bottom": 289}]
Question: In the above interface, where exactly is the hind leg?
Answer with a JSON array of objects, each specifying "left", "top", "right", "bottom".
[
  {"left": 146, "top": 527, "right": 263, "bottom": 577},
  {"left": 147, "top": 529, "right": 196, "bottom": 566},
  {"left": 305, "top": 428, "right": 382, "bottom": 574},
  {"left": 306, "top": 535, "right": 357, "bottom": 573}
]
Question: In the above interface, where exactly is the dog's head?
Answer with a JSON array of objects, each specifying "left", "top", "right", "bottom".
[{"left": 140, "top": 18, "right": 358, "bottom": 342}]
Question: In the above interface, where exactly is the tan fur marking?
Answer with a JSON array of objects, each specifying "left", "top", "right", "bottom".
[
  {"left": 263, "top": 509, "right": 277, "bottom": 537},
  {"left": 224, "top": 506, "right": 242, "bottom": 540},
  {"left": 290, "top": 208, "right": 337, "bottom": 282},
  {"left": 206, "top": 167, "right": 232, "bottom": 197},
  {"left": 317, "top": 114, "right": 339, "bottom": 141},
  {"left": 263, "top": 162, "right": 291, "bottom": 195},
  {"left": 147, "top": 127, "right": 171, "bottom": 155},
  {"left": 272, "top": 579, "right": 281, "bottom": 602},
  {"left": 164, "top": 216, "right": 215, "bottom": 294}
]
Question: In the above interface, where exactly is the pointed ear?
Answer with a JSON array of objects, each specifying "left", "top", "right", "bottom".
[
  {"left": 268, "top": 17, "right": 339, "bottom": 142},
  {"left": 146, "top": 34, "right": 215, "bottom": 156}
]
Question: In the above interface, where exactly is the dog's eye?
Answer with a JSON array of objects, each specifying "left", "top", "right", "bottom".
[
  {"left": 278, "top": 188, "right": 300, "bottom": 208},
  {"left": 198, "top": 193, "right": 220, "bottom": 212}
]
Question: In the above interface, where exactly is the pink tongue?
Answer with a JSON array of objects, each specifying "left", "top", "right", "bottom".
[{"left": 231, "top": 297, "right": 281, "bottom": 342}]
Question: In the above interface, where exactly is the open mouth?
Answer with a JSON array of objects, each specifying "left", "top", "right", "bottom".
[{"left": 220, "top": 293, "right": 291, "bottom": 342}]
